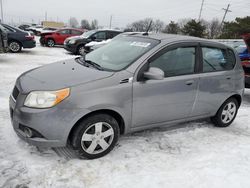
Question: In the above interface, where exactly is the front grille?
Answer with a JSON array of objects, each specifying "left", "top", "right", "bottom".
[{"left": 12, "top": 86, "right": 19, "bottom": 100}]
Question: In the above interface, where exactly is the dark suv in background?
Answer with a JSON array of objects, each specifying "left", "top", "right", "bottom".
[
  {"left": 2, "top": 24, "right": 36, "bottom": 53},
  {"left": 0, "top": 24, "right": 8, "bottom": 53},
  {"left": 64, "top": 29, "right": 122, "bottom": 55}
]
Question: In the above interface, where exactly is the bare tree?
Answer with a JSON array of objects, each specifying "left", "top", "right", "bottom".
[
  {"left": 127, "top": 18, "right": 153, "bottom": 32},
  {"left": 91, "top": 19, "right": 98, "bottom": 30},
  {"left": 81, "top": 19, "right": 91, "bottom": 30},
  {"left": 207, "top": 18, "right": 221, "bottom": 39},
  {"left": 153, "top": 19, "right": 164, "bottom": 33},
  {"left": 69, "top": 17, "right": 79, "bottom": 28}
]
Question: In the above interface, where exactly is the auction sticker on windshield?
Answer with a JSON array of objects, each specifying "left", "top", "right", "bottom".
[{"left": 130, "top": 42, "right": 151, "bottom": 48}]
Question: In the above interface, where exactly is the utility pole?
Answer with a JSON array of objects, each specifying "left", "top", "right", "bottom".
[
  {"left": 0, "top": 0, "right": 4, "bottom": 23},
  {"left": 109, "top": 15, "right": 112, "bottom": 29},
  {"left": 198, "top": 0, "right": 205, "bottom": 21},
  {"left": 220, "top": 4, "right": 232, "bottom": 31},
  {"left": 45, "top": 11, "right": 47, "bottom": 21}
]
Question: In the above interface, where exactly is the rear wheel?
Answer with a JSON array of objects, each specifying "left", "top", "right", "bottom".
[
  {"left": 46, "top": 39, "right": 55, "bottom": 47},
  {"left": 211, "top": 98, "right": 239, "bottom": 127},
  {"left": 9, "top": 41, "right": 22, "bottom": 52},
  {"left": 70, "top": 114, "right": 120, "bottom": 159}
]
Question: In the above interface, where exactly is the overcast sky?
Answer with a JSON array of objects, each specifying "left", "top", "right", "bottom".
[{"left": 2, "top": 0, "right": 249, "bottom": 27}]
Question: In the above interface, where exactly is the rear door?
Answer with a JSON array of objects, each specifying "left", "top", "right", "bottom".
[{"left": 191, "top": 43, "right": 237, "bottom": 117}]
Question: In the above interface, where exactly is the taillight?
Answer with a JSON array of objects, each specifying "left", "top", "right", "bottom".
[{"left": 25, "top": 35, "right": 34, "bottom": 40}]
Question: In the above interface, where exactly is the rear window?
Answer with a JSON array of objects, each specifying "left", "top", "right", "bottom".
[{"left": 202, "top": 47, "right": 235, "bottom": 72}]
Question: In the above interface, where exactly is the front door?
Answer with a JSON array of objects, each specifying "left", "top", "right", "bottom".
[
  {"left": 132, "top": 44, "right": 199, "bottom": 127},
  {"left": 57, "top": 29, "right": 71, "bottom": 44}
]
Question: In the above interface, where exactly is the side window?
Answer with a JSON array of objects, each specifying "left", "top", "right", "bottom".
[
  {"left": 71, "top": 30, "right": 82, "bottom": 35},
  {"left": 58, "top": 29, "right": 70, "bottom": 35},
  {"left": 227, "top": 49, "right": 236, "bottom": 68},
  {"left": 150, "top": 47, "right": 196, "bottom": 77},
  {"left": 107, "top": 32, "right": 119, "bottom": 39},
  {"left": 93, "top": 31, "right": 106, "bottom": 40},
  {"left": 202, "top": 47, "right": 234, "bottom": 72}
]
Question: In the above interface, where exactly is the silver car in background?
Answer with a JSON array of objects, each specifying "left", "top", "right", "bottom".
[{"left": 9, "top": 33, "right": 244, "bottom": 159}]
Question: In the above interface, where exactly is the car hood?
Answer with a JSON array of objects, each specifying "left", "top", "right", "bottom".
[{"left": 17, "top": 58, "right": 114, "bottom": 93}]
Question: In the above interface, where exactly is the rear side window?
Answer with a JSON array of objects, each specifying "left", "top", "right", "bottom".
[
  {"left": 58, "top": 29, "right": 70, "bottom": 34},
  {"left": 107, "top": 31, "right": 120, "bottom": 39},
  {"left": 150, "top": 47, "right": 196, "bottom": 77},
  {"left": 202, "top": 47, "right": 235, "bottom": 72}
]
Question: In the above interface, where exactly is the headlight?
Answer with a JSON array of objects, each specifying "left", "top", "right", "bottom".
[
  {"left": 68, "top": 40, "right": 76, "bottom": 44},
  {"left": 24, "top": 88, "right": 70, "bottom": 108}
]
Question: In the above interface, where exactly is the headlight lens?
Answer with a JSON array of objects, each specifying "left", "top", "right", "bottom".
[
  {"left": 24, "top": 88, "right": 70, "bottom": 108},
  {"left": 68, "top": 40, "right": 76, "bottom": 44}
]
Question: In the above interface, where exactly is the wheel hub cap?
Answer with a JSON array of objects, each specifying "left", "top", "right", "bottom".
[
  {"left": 221, "top": 102, "right": 236, "bottom": 124},
  {"left": 81, "top": 122, "right": 114, "bottom": 154}
]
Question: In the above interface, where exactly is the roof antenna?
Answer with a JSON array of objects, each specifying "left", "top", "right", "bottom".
[{"left": 142, "top": 20, "right": 153, "bottom": 36}]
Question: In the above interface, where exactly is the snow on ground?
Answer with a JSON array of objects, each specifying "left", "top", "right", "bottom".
[{"left": 1, "top": 43, "right": 250, "bottom": 188}]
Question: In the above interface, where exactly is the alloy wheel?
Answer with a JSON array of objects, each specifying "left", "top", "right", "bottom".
[
  {"left": 9, "top": 42, "right": 21, "bottom": 52},
  {"left": 221, "top": 102, "right": 237, "bottom": 124},
  {"left": 47, "top": 39, "right": 55, "bottom": 47},
  {"left": 81, "top": 122, "right": 114, "bottom": 154}
]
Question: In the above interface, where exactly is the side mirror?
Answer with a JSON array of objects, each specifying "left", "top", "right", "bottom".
[
  {"left": 91, "top": 36, "right": 96, "bottom": 41},
  {"left": 144, "top": 67, "right": 164, "bottom": 80}
]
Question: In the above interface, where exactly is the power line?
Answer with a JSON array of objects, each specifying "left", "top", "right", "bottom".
[{"left": 198, "top": 0, "right": 205, "bottom": 21}]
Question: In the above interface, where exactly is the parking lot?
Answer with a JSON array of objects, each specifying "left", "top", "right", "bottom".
[{"left": 1, "top": 42, "right": 250, "bottom": 188}]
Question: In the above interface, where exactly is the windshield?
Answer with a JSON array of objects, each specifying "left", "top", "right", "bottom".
[
  {"left": 81, "top": 30, "right": 97, "bottom": 38},
  {"left": 0, "top": 24, "right": 8, "bottom": 33},
  {"left": 85, "top": 36, "right": 160, "bottom": 71},
  {"left": 236, "top": 46, "right": 247, "bottom": 53}
]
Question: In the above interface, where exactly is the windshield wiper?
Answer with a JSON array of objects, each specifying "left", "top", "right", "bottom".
[{"left": 76, "top": 56, "right": 104, "bottom": 71}]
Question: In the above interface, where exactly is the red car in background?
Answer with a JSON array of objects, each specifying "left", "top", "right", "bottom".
[
  {"left": 240, "top": 34, "right": 250, "bottom": 88},
  {"left": 40, "top": 28, "right": 84, "bottom": 47}
]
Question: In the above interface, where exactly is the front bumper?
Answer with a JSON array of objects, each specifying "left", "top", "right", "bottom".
[
  {"left": 22, "top": 40, "right": 36, "bottom": 48},
  {"left": 64, "top": 43, "right": 77, "bottom": 54},
  {"left": 9, "top": 88, "right": 90, "bottom": 148}
]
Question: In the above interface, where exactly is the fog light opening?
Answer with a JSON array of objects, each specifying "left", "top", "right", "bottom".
[{"left": 23, "top": 127, "right": 34, "bottom": 138}]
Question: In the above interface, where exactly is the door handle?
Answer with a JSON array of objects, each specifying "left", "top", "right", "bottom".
[
  {"left": 185, "top": 80, "right": 194, "bottom": 85},
  {"left": 226, "top": 76, "right": 231, "bottom": 80}
]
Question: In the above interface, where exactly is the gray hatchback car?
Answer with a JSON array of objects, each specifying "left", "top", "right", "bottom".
[{"left": 9, "top": 33, "right": 244, "bottom": 159}]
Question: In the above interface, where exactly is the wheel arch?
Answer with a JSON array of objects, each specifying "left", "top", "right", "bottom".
[
  {"left": 228, "top": 94, "right": 242, "bottom": 107},
  {"left": 68, "top": 109, "right": 126, "bottom": 144},
  {"left": 8, "top": 39, "right": 23, "bottom": 47}
]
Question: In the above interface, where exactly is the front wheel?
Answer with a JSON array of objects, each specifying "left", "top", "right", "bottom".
[
  {"left": 211, "top": 98, "right": 239, "bottom": 127},
  {"left": 46, "top": 39, "right": 55, "bottom": 47},
  {"left": 77, "top": 45, "right": 85, "bottom": 55},
  {"left": 70, "top": 114, "right": 120, "bottom": 159}
]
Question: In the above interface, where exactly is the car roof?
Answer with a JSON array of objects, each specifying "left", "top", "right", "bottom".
[{"left": 123, "top": 33, "right": 230, "bottom": 49}]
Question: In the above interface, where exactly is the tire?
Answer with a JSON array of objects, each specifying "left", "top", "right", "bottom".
[
  {"left": 70, "top": 114, "right": 120, "bottom": 159},
  {"left": 39, "top": 37, "right": 45, "bottom": 46},
  {"left": 211, "top": 97, "right": 239, "bottom": 127},
  {"left": 77, "top": 45, "right": 85, "bottom": 55},
  {"left": 46, "top": 39, "right": 55, "bottom": 47},
  {"left": 8, "top": 41, "right": 22, "bottom": 53}
]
